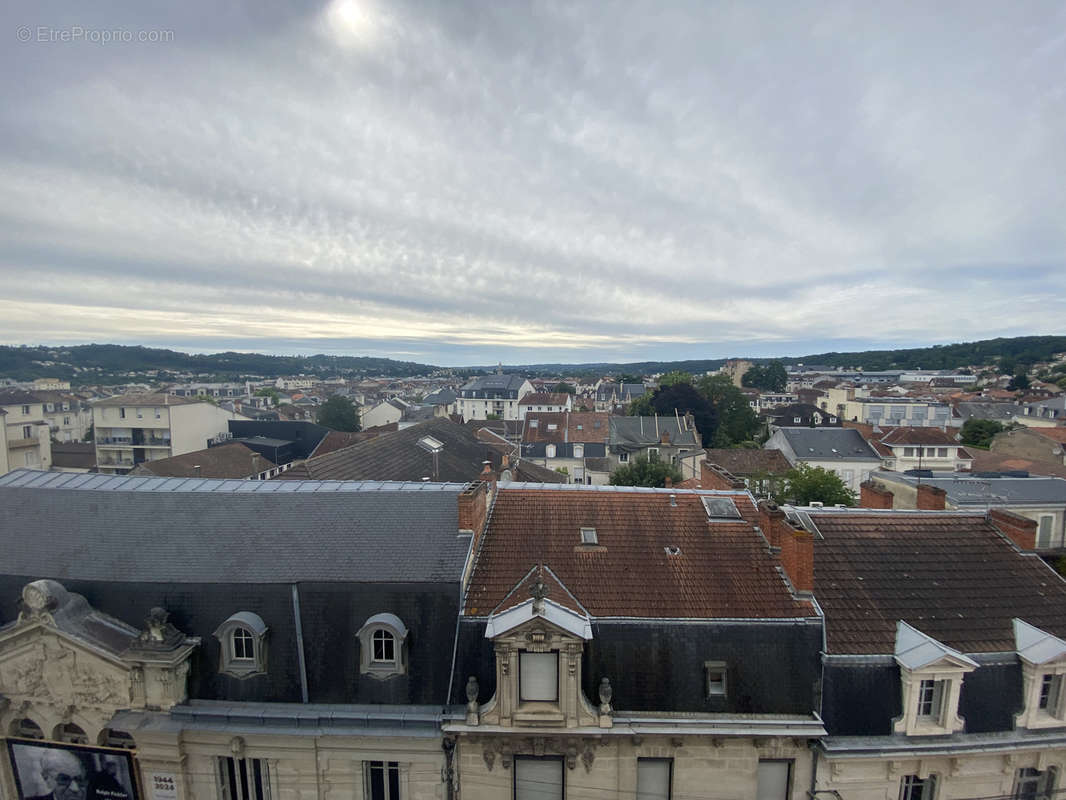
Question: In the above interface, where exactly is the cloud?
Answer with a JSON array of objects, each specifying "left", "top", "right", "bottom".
[{"left": 0, "top": 0, "right": 1063, "bottom": 365}]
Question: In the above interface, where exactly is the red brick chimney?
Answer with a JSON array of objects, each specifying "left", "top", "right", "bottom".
[
  {"left": 756, "top": 500, "right": 813, "bottom": 593},
  {"left": 860, "top": 481, "right": 894, "bottom": 509},
  {"left": 664, "top": 476, "right": 672, "bottom": 489},
  {"left": 915, "top": 483, "right": 947, "bottom": 511},
  {"left": 988, "top": 508, "right": 1037, "bottom": 550}
]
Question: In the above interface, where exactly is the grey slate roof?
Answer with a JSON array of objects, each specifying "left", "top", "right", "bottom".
[
  {"left": 776, "top": 428, "right": 881, "bottom": 462},
  {"left": 0, "top": 469, "right": 470, "bottom": 584},
  {"left": 460, "top": 374, "right": 527, "bottom": 392},
  {"left": 608, "top": 416, "right": 699, "bottom": 450},
  {"left": 955, "top": 402, "right": 1018, "bottom": 422},
  {"left": 872, "top": 470, "right": 1066, "bottom": 506}
]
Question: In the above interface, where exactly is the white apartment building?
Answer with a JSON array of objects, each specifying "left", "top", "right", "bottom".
[
  {"left": 455, "top": 374, "right": 534, "bottom": 421},
  {"left": 92, "top": 394, "right": 242, "bottom": 475},
  {"left": 35, "top": 391, "right": 92, "bottom": 443},
  {"left": 822, "top": 386, "right": 954, "bottom": 428},
  {"left": 0, "top": 390, "right": 52, "bottom": 473}
]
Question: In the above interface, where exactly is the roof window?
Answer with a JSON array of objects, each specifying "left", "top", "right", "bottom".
[
  {"left": 580, "top": 527, "right": 598, "bottom": 544},
  {"left": 701, "top": 496, "right": 741, "bottom": 520},
  {"left": 664, "top": 546, "right": 681, "bottom": 556}
]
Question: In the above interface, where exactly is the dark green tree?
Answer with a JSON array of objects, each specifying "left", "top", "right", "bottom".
[
  {"left": 1008, "top": 373, "right": 1031, "bottom": 391},
  {"left": 960, "top": 418, "right": 1006, "bottom": 449},
  {"left": 651, "top": 383, "right": 718, "bottom": 443},
  {"left": 316, "top": 396, "right": 361, "bottom": 432},
  {"left": 83, "top": 422, "right": 94, "bottom": 443},
  {"left": 782, "top": 463, "right": 856, "bottom": 506},
  {"left": 696, "top": 374, "right": 761, "bottom": 446},
  {"left": 658, "top": 370, "right": 693, "bottom": 388},
  {"left": 609, "top": 454, "right": 683, "bottom": 488},
  {"left": 742, "top": 361, "right": 788, "bottom": 392},
  {"left": 628, "top": 395, "right": 655, "bottom": 416},
  {"left": 255, "top": 387, "right": 280, "bottom": 404},
  {"left": 553, "top": 382, "right": 576, "bottom": 394}
]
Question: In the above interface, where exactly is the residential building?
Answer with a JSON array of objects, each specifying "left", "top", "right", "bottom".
[
  {"left": 607, "top": 415, "right": 702, "bottom": 470},
  {"left": 274, "top": 376, "right": 314, "bottom": 390},
  {"left": 803, "top": 504, "right": 1066, "bottom": 800},
  {"left": 130, "top": 442, "right": 279, "bottom": 479},
  {"left": 517, "top": 392, "right": 573, "bottom": 418},
  {"left": 751, "top": 391, "right": 798, "bottom": 411},
  {"left": 1016, "top": 396, "right": 1066, "bottom": 425},
  {"left": 0, "top": 389, "right": 51, "bottom": 473},
  {"left": 30, "top": 377, "right": 71, "bottom": 391},
  {"left": 953, "top": 400, "right": 1019, "bottom": 424},
  {"left": 422, "top": 388, "right": 457, "bottom": 417},
  {"left": 765, "top": 427, "right": 882, "bottom": 493},
  {"left": 33, "top": 390, "right": 92, "bottom": 442},
  {"left": 764, "top": 402, "right": 841, "bottom": 428},
  {"left": 0, "top": 468, "right": 478, "bottom": 800},
  {"left": 456, "top": 375, "right": 534, "bottom": 421},
  {"left": 169, "top": 382, "right": 249, "bottom": 399},
  {"left": 863, "top": 471, "right": 1066, "bottom": 551},
  {"left": 992, "top": 427, "right": 1066, "bottom": 466},
  {"left": 871, "top": 426, "right": 974, "bottom": 472},
  {"left": 361, "top": 398, "right": 410, "bottom": 429},
  {"left": 685, "top": 448, "right": 793, "bottom": 498},
  {"left": 451, "top": 483, "right": 825, "bottom": 800},
  {"left": 592, "top": 382, "right": 647, "bottom": 412},
  {"left": 822, "top": 387, "right": 954, "bottom": 428},
  {"left": 520, "top": 411, "right": 610, "bottom": 484},
  {"left": 92, "top": 393, "right": 239, "bottom": 475}
]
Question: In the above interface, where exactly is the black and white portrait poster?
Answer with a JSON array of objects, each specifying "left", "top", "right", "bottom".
[{"left": 7, "top": 739, "right": 138, "bottom": 800}]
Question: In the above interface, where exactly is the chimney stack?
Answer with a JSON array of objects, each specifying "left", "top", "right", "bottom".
[
  {"left": 860, "top": 480, "right": 894, "bottom": 509},
  {"left": 757, "top": 500, "right": 814, "bottom": 594},
  {"left": 916, "top": 483, "right": 947, "bottom": 511},
  {"left": 987, "top": 508, "right": 1037, "bottom": 550}
]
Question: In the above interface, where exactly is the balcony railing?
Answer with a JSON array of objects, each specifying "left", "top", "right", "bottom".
[
  {"left": 98, "top": 437, "right": 133, "bottom": 445},
  {"left": 8, "top": 437, "right": 38, "bottom": 448},
  {"left": 99, "top": 458, "right": 134, "bottom": 467}
]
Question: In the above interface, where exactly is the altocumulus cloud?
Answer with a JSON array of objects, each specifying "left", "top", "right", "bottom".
[{"left": 0, "top": 0, "right": 1064, "bottom": 364}]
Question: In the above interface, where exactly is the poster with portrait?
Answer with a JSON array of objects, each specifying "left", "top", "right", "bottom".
[{"left": 6, "top": 739, "right": 139, "bottom": 800}]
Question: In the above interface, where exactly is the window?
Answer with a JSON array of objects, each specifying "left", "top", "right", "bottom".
[
  {"left": 756, "top": 760, "right": 792, "bottom": 800},
  {"left": 1038, "top": 515, "right": 1055, "bottom": 549},
  {"left": 1040, "top": 673, "right": 1063, "bottom": 713},
  {"left": 515, "top": 757, "right": 563, "bottom": 800},
  {"left": 529, "top": 420, "right": 539, "bottom": 429},
  {"left": 372, "top": 629, "right": 396, "bottom": 663},
  {"left": 22, "top": 425, "right": 32, "bottom": 439},
  {"left": 21, "top": 404, "right": 30, "bottom": 415},
  {"left": 904, "top": 447, "right": 915, "bottom": 457},
  {"left": 647, "top": 448, "right": 660, "bottom": 460},
  {"left": 917, "top": 679, "right": 944, "bottom": 720},
  {"left": 155, "top": 408, "right": 162, "bottom": 419},
  {"left": 1014, "top": 767, "right": 1057, "bottom": 800},
  {"left": 899, "top": 774, "right": 937, "bottom": 800},
  {"left": 364, "top": 761, "right": 400, "bottom": 800},
  {"left": 547, "top": 424, "right": 558, "bottom": 431},
  {"left": 217, "top": 757, "right": 271, "bottom": 800},
  {"left": 119, "top": 407, "right": 126, "bottom": 419},
  {"left": 794, "top": 417, "right": 802, "bottom": 424},
  {"left": 937, "top": 448, "right": 948, "bottom": 458},
  {"left": 214, "top": 612, "right": 268, "bottom": 678},
  {"left": 63, "top": 416, "right": 70, "bottom": 425},
  {"left": 619, "top": 452, "right": 629, "bottom": 463},
  {"left": 573, "top": 444, "right": 584, "bottom": 458},
  {"left": 519, "top": 651, "right": 558, "bottom": 702},
  {"left": 546, "top": 444, "right": 556, "bottom": 459},
  {"left": 232, "top": 628, "right": 255, "bottom": 660},
  {"left": 705, "top": 661, "right": 727, "bottom": 697},
  {"left": 357, "top": 613, "right": 408, "bottom": 678},
  {"left": 637, "top": 758, "right": 672, "bottom": 800},
  {"left": 580, "top": 527, "right": 598, "bottom": 545}
]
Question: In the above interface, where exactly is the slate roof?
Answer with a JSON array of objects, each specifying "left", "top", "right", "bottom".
[
  {"left": 776, "top": 428, "right": 881, "bottom": 461},
  {"left": 0, "top": 469, "right": 469, "bottom": 584},
  {"left": 609, "top": 416, "right": 700, "bottom": 450},
  {"left": 92, "top": 393, "right": 198, "bottom": 406},
  {"left": 423, "top": 389, "right": 456, "bottom": 406},
  {"left": 811, "top": 509, "right": 1066, "bottom": 654},
  {"left": 874, "top": 471, "right": 1066, "bottom": 505},
  {"left": 310, "top": 428, "right": 390, "bottom": 458},
  {"left": 460, "top": 374, "right": 528, "bottom": 392},
  {"left": 519, "top": 392, "right": 571, "bottom": 406},
  {"left": 50, "top": 442, "right": 96, "bottom": 470},
  {"left": 0, "top": 389, "right": 43, "bottom": 405},
  {"left": 463, "top": 485, "right": 815, "bottom": 619},
  {"left": 278, "top": 417, "right": 500, "bottom": 483},
  {"left": 703, "top": 448, "right": 793, "bottom": 475},
  {"left": 130, "top": 442, "right": 276, "bottom": 479}
]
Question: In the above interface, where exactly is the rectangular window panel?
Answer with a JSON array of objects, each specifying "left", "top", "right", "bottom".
[
  {"left": 1040, "top": 674, "right": 1062, "bottom": 712},
  {"left": 756, "top": 760, "right": 791, "bottom": 800},
  {"left": 937, "top": 448, "right": 948, "bottom": 458},
  {"left": 899, "top": 774, "right": 937, "bottom": 800},
  {"left": 917, "top": 679, "right": 943, "bottom": 719},
  {"left": 1038, "top": 516, "right": 1054, "bottom": 548},
  {"left": 515, "top": 757, "right": 563, "bottom": 800},
  {"left": 217, "top": 757, "right": 270, "bottom": 800},
  {"left": 364, "top": 761, "right": 400, "bottom": 800},
  {"left": 1014, "top": 766, "right": 1056, "bottom": 800},
  {"left": 519, "top": 652, "right": 558, "bottom": 701},
  {"left": 637, "top": 758, "right": 672, "bottom": 800}
]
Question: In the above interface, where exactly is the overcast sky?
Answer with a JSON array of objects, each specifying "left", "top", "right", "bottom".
[{"left": 1, "top": 1, "right": 1064, "bottom": 366}]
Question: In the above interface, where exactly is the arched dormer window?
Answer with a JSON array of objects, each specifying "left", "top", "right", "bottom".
[
  {"left": 213, "top": 612, "right": 268, "bottom": 679},
  {"left": 358, "top": 613, "right": 408, "bottom": 679}
]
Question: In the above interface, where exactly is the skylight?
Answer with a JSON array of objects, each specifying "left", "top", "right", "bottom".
[
  {"left": 580, "top": 527, "right": 598, "bottom": 544},
  {"left": 701, "top": 496, "right": 741, "bottom": 520}
]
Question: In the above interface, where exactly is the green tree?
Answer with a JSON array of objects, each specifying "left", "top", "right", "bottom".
[
  {"left": 553, "top": 382, "right": 576, "bottom": 394},
  {"left": 696, "top": 374, "right": 761, "bottom": 447},
  {"left": 741, "top": 361, "right": 788, "bottom": 392},
  {"left": 1008, "top": 373, "right": 1031, "bottom": 391},
  {"left": 960, "top": 418, "right": 1006, "bottom": 449},
  {"left": 652, "top": 383, "right": 718, "bottom": 443},
  {"left": 316, "top": 396, "right": 361, "bottom": 432},
  {"left": 627, "top": 395, "right": 655, "bottom": 416},
  {"left": 658, "top": 370, "right": 693, "bottom": 388},
  {"left": 83, "top": 422, "right": 94, "bottom": 443},
  {"left": 782, "top": 463, "right": 856, "bottom": 506},
  {"left": 609, "top": 454, "right": 683, "bottom": 488},
  {"left": 255, "top": 387, "right": 280, "bottom": 404}
]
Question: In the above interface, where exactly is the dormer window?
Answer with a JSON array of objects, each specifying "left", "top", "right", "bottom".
[
  {"left": 916, "top": 679, "right": 944, "bottom": 721},
  {"left": 1014, "top": 619, "right": 1066, "bottom": 729},
  {"left": 1040, "top": 674, "right": 1063, "bottom": 713},
  {"left": 358, "top": 613, "right": 408, "bottom": 679},
  {"left": 214, "top": 612, "right": 269, "bottom": 678},
  {"left": 519, "top": 651, "right": 559, "bottom": 702},
  {"left": 893, "top": 621, "right": 976, "bottom": 736}
]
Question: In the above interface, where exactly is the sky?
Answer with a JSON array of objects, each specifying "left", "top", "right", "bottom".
[{"left": 1, "top": 1, "right": 1064, "bottom": 367}]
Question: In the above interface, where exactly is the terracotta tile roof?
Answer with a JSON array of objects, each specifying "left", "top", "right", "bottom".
[
  {"left": 879, "top": 427, "right": 959, "bottom": 446},
  {"left": 1034, "top": 428, "right": 1066, "bottom": 444},
  {"left": 492, "top": 565, "right": 588, "bottom": 615},
  {"left": 566, "top": 412, "right": 611, "bottom": 443},
  {"left": 812, "top": 511, "right": 1066, "bottom": 654},
  {"left": 464, "top": 487, "right": 815, "bottom": 619},
  {"left": 967, "top": 451, "right": 1066, "bottom": 479},
  {"left": 130, "top": 442, "right": 275, "bottom": 479},
  {"left": 523, "top": 412, "right": 568, "bottom": 443},
  {"left": 703, "top": 448, "right": 792, "bottom": 475}
]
